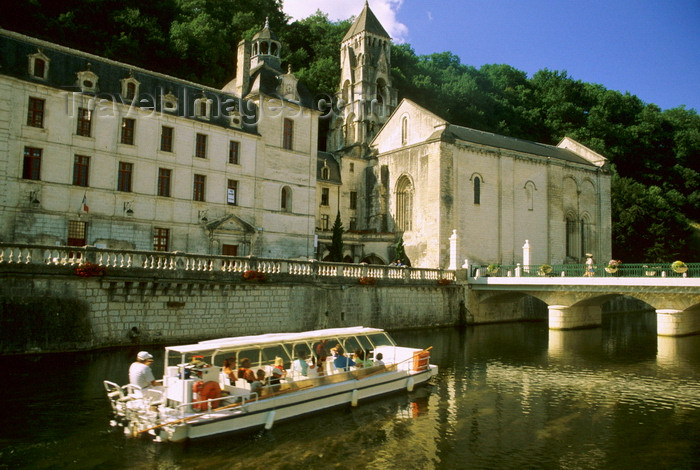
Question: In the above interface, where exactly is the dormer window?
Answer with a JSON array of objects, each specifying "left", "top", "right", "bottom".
[
  {"left": 77, "top": 67, "right": 99, "bottom": 93},
  {"left": 195, "top": 96, "right": 212, "bottom": 120},
  {"left": 28, "top": 50, "right": 50, "bottom": 80},
  {"left": 162, "top": 92, "right": 178, "bottom": 113},
  {"left": 121, "top": 76, "right": 140, "bottom": 101},
  {"left": 229, "top": 110, "right": 242, "bottom": 129},
  {"left": 321, "top": 163, "right": 330, "bottom": 180}
]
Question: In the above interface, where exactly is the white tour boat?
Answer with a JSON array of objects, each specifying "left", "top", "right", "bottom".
[{"left": 104, "top": 326, "right": 438, "bottom": 442}]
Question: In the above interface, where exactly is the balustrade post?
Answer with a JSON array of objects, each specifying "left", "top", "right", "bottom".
[
  {"left": 279, "top": 260, "right": 289, "bottom": 274},
  {"left": 247, "top": 256, "right": 258, "bottom": 272},
  {"left": 336, "top": 263, "right": 343, "bottom": 277},
  {"left": 173, "top": 251, "right": 186, "bottom": 271},
  {"left": 84, "top": 245, "right": 97, "bottom": 265},
  {"left": 404, "top": 266, "right": 410, "bottom": 283},
  {"left": 30, "top": 246, "right": 44, "bottom": 265}
]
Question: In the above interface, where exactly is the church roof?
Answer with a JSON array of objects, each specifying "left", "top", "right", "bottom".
[
  {"left": 342, "top": 2, "right": 391, "bottom": 41},
  {"left": 443, "top": 125, "right": 596, "bottom": 166}
]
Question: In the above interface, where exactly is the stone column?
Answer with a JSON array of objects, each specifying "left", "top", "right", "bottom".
[
  {"left": 522, "top": 240, "right": 531, "bottom": 273},
  {"left": 548, "top": 304, "right": 602, "bottom": 330},
  {"left": 449, "top": 229, "right": 458, "bottom": 270},
  {"left": 657, "top": 309, "right": 700, "bottom": 336}
]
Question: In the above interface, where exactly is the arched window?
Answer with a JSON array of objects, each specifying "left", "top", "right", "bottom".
[
  {"left": 401, "top": 115, "right": 408, "bottom": 145},
  {"left": 580, "top": 216, "right": 592, "bottom": 258},
  {"left": 321, "top": 166, "right": 330, "bottom": 180},
  {"left": 566, "top": 215, "right": 578, "bottom": 259},
  {"left": 524, "top": 181, "right": 535, "bottom": 211},
  {"left": 345, "top": 114, "right": 355, "bottom": 144},
  {"left": 281, "top": 186, "right": 291, "bottom": 212},
  {"left": 396, "top": 175, "right": 414, "bottom": 232},
  {"left": 473, "top": 176, "right": 481, "bottom": 205}
]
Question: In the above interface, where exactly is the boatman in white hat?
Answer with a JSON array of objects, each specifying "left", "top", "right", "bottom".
[{"left": 129, "top": 351, "right": 161, "bottom": 392}]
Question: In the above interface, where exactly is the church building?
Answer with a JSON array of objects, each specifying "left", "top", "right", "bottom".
[{"left": 316, "top": 2, "right": 611, "bottom": 268}]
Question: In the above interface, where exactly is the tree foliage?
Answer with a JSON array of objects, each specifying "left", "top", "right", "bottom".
[
  {"left": 329, "top": 211, "right": 344, "bottom": 262},
  {"left": 2, "top": 3, "right": 698, "bottom": 261}
]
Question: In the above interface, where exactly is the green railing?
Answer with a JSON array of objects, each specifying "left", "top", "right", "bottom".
[{"left": 479, "top": 263, "right": 699, "bottom": 278}]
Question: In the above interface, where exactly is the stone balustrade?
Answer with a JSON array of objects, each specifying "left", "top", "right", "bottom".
[{"left": 0, "top": 243, "right": 455, "bottom": 283}]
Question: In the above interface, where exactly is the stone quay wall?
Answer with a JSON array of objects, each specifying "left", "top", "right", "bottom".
[{"left": 0, "top": 245, "right": 462, "bottom": 354}]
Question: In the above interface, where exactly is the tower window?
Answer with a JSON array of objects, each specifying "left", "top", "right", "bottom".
[
  {"left": 281, "top": 186, "right": 291, "bottom": 212},
  {"left": 283, "top": 118, "right": 294, "bottom": 150},
  {"left": 473, "top": 176, "right": 481, "bottom": 205},
  {"left": 229, "top": 141, "right": 240, "bottom": 164}
]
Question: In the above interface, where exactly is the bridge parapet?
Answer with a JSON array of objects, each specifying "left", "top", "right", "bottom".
[{"left": 474, "top": 263, "right": 699, "bottom": 279}]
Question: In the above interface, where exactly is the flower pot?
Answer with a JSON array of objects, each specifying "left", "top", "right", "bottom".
[
  {"left": 673, "top": 266, "right": 688, "bottom": 274},
  {"left": 605, "top": 267, "right": 617, "bottom": 274}
]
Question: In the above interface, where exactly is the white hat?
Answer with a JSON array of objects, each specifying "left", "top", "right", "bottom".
[{"left": 137, "top": 351, "right": 153, "bottom": 361}]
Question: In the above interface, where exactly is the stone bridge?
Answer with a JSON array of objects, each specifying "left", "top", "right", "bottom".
[{"left": 466, "top": 276, "right": 700, "bottom": 336}]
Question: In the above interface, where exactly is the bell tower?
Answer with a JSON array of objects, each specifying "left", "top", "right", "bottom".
[{"left": 329, "top": 1, "right": 397, "bottom": 154}]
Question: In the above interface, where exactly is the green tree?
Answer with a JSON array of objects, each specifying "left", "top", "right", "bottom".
[
  {"left": 611, "top": 174, "right": 693, "bottom": 262},
  {"left": 328, "top": 211, "right": 344, "bottom": 262}
]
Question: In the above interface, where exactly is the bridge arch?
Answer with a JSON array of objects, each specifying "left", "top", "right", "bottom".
[{"left": 471, "top": 284, "right": 700, "bottom": 336}]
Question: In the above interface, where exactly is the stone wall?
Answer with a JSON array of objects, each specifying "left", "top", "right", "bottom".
[{"left": 0, "top": 265, "right": 462, "bottom": 354}]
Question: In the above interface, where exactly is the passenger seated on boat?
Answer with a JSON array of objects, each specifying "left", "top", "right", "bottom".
[
  {"left": 332, "top": 345, "right": 355, "bottom": 372},
  {"left": 269, "top": 357, "right": 285, "bottom": 390},
  {"left": 374, "top": 353, "right": 385, "bottom": 366},
  {"left": 353, "top": 349, "right": 373, "bottom": 368},
  {"left": 250, "top": 369, "right": 267, "bottom": 397},
  {"left": 291, "top": 350, "right": 309, "bottom": 378},
  {"left": 307, "top": 355, "right": 324, "bottom": 378},
  {"left": 222, "top": 356, "right": 237, "bottom": 383},
  {"left": 238, "top": 358, "right": 256, "bottom": 383}
]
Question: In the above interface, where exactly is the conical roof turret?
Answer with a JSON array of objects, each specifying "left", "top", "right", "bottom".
[{"left": 342, "top": 1, "right": 390, "bottom": 41}]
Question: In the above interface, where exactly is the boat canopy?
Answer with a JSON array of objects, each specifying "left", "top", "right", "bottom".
[{"left": 164, "top": 326, "right": 389, "bottom": 356}]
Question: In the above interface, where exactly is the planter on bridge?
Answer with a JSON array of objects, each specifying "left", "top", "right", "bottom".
[{"left": 671, "top": 261, "right": 688, "bottom": 274}]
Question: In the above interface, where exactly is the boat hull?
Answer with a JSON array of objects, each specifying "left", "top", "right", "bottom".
[{"left": 160, "top": 366, "right": 436, "bottom": 442}]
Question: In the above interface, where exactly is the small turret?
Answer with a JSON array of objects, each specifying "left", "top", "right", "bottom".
[{"left": 250, "top": 17, "right": 282, "bottom": 72}]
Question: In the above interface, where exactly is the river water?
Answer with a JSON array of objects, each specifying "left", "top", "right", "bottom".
[{"left": 1, "top": 311, "right": 699, "bottom": 469}]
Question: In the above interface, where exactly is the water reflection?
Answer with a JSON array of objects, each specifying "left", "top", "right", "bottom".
[{"left": 1, "top": 318, "right": 699, "bottom": 469}]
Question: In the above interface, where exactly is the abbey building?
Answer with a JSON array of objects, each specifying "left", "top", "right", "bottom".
[{"left": 0, "top": 2, "right": 611, "bottom": 268}]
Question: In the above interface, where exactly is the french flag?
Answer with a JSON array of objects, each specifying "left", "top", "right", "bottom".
[{"left": 82, "top": 194, "right": 89, "bottom": 213}]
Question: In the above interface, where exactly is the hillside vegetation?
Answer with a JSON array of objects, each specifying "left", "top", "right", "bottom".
[{"left": 4, "top": 0, "right": 698, "bottom": 262}]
